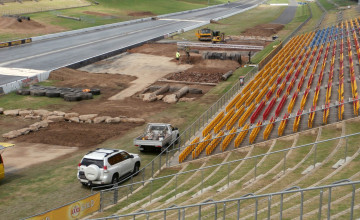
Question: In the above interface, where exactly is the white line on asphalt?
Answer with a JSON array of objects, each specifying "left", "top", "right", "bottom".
[
  {"left": 159, "top": 18, "right": 206, "bottom": 23},
  {"left": 0, "top": 20, "right": 188, "bottom": 67}
]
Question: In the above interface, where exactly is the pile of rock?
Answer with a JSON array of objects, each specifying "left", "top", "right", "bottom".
[
  {"left": 141, "top": 85, "right": 201, "bottom": 104},
  {"left": 0, "top": 108, "right": 145, "bottom": 139}
]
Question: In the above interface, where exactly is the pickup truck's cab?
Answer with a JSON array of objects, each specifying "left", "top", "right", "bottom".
[
  {"left": 0, "top": 143, "right": 14, "bottom": 181},
  {"left": 134, "top": 123, "right": 179, "bottom": 152}
]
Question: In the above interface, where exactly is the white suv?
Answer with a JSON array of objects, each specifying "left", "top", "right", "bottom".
[{"left": 77, "top": 148, "right": 141, "bottom": 186}]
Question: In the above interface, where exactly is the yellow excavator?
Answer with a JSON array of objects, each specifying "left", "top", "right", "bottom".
[{"left": 195, "top": 28, "right": 225, "bottom": 43}]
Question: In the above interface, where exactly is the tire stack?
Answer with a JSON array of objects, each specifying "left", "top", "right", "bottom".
[{"left": 17, "top": 85, "right": 100, "bottom": 102}]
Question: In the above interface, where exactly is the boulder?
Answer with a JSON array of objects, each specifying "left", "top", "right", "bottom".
[
  {"left": 2, "top": 130, "right": 22, "bottom": 139},
  {"left": 85, "top": 119, "right": 92, "bottom": 124},
  {"left": 93, "top": 116, "right": 111, "bottom": 124},
  {"left": 0, "top": 108, "right": 3, "bottom": 114},
  {"left": 143, "top": 93, "right": 157, "bottom": 102},
  {"left": 64, "top": 112, "right": 79, "bottom": 120},
  {"left": 120, "top": 118, "right": 145, "bottom": 124},
  {"left": 157, "top": 95, "right": 164, "bottom": 100},
  {"left": 106, "top": 117, "right": 121, "bottom": 123},
  {"left": 18, "top": 128, "right": 31, "bottom": 135},
  {"left": 53, "top": 111, "right": 66, "bottom": 116},
  {"left": 29, "top": 121, "right": 49, "bottom": 131},
  {"left": 46, "top": 115, "right": 64, "bottom": 122},
  {"left": 179, "top": 97, "right": 195, "bottom": 102},
  {"left": 69, "top": 117, "right": 80, "bottom": 123},
  {"left": 24, "top": 115, "right": 41, "bottom": 120},
  {"left": 19, "top": 110, "right": 33, "bottom": 116},
  {"left": 79, "top": 114, "right": 98, "bottom": 122},
  {"left": 33, "top": 109, "right": 50, "bottom": 117},
  {"left": 4, "top": 109, "right": 20, "bottom": 116},
  {"left": 163, "top": 94, "right": 178, "bottom": 104}
]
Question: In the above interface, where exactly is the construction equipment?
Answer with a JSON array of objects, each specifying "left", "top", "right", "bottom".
[
  {"left": 195, "top": 28, "right": 212, "bottom": 41},
  {"left": 211, "top": 31, "right": 225, "bottom": 43},
  {"left": 195, "top": 28, "right": 225, "bottom": 43}
]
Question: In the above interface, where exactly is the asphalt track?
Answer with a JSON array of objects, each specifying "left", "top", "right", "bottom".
[
  {"left": 271, "top": 0, "right": 298, "bottom": 25},
  {"left": 0, "top": 0, "right": 265, "bottom": 87}
]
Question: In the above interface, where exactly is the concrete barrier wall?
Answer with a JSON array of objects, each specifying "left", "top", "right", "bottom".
[
  {"left": 32, "top": 4, "right": 226, "bottom": 42},
  {"left": 0, "top": 38, "right": 32, "bottom": 48},
  {"left": 0, "top": 71, "right": 50, "bottom": 95}
]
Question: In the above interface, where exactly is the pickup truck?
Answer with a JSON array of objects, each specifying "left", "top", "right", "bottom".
[{"left": 134, "top": 123, "right": 179, "bottom": 152}]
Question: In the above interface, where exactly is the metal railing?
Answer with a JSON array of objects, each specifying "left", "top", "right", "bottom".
[
  {"left": 96, "top": 131, "right": 360, "bottom": 210},
  {"left": 91, "top": 67, "right": 258, "bottom": 192},
  {"left": 91, "top": 180, "right": 360, "bottom": 219},
  {"left": 166, "top": 95, "right": 359, "bottom": 161}
]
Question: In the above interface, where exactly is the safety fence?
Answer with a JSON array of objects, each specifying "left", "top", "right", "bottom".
[
  {"left": 168, "top": 96, "right": 360, "bottom": 164},
  {"left": 96, "top": 131, "right": 359, "bottom": 211},
  {"left": 90, "top": 67, "right": 258, "bottom": 194},
  {"left": 91, "top": 180, "right": 360, "bottom": 219}
]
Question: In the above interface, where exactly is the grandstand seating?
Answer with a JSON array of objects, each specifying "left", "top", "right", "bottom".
[{"left": 178, "top": 18, "right": 360, "bottom": 163}]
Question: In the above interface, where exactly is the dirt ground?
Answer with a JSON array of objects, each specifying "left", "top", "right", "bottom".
[
  {"left": 2, "top": 41, "right": 240, "bottom": 171},
  {"left": 83, "top": 11, "right": 117, "bottom": 18},
  {"left": 127, "top": 11, "right": 156, "bottom": 17},
  {"left": 242, "top": 23, "right": 284, "bottom": 37},
  {"left": 2, "top": 142, "right": 78, "bottom": 173},
  {"left": 0, "top": 17, "right": 65, "bottom": 34},
  {"left": 14, "top": 122, "right": 137, "bottom": 148}
]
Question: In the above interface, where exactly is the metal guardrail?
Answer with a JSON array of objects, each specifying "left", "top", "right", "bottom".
[
  {"left": 91, "top": 66, "right": 258, "bottom": 192},
  {"left": 177, "top": 42, "right": 264, "bottom": 50},
  {"left": 96, "top": 131, "right": 359, "bottom": 211},
  {"left": 166, "top": 95, "right": 359, "bottom": 159},
  {"left": 91, "top": 180, "right": 360, "bottom": 219}
]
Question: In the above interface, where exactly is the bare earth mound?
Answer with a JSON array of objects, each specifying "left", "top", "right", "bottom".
[
  {"left": 167, "top": 57, "right": 240, "bottom": 83},
  {"left": 242, "top": 23, "right": 284, "bottom": 37},
  {"left": 0, "top": 17, "right": 65, "bottom": 34},
  {"left": 49, "top": 67, "right": 137, "bottom": 91},
  {"left": 14, "top": 122, "right": 137, "bottom": 148},
  {"left": 127, "top": 11, "right": 156, "bottom": 16}
]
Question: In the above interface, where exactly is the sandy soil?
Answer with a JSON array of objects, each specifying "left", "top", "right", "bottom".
[
  {"left": 2, "top": 142, "right": 78, "bottom": 173},
  {"left": 80, "top": 53, "right": 192, "bottom": 100},
  {"left": 0, "top": 17, "right": 66, "bottom": 34}
]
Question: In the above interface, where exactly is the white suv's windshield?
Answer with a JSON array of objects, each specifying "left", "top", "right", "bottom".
[{"left": 81, "top": 158, "right": 103, "bottom": 168}]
